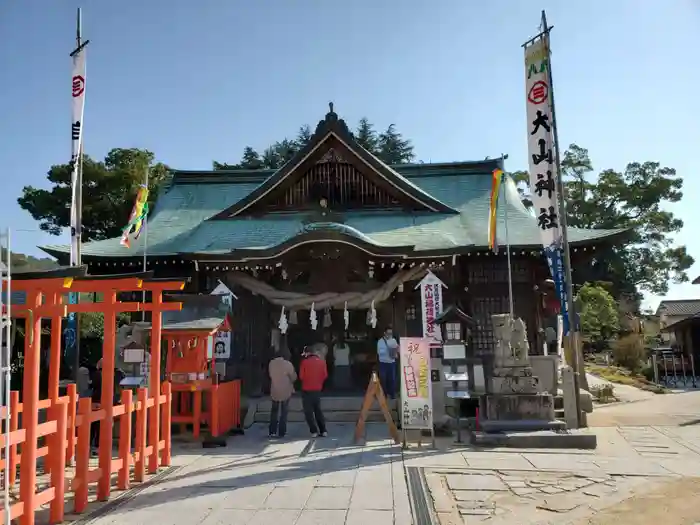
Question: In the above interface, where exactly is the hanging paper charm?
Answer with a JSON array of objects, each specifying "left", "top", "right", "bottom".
[
  {"left": 323, "top": 308, "right": 332, "bottom": 327},
  {"left": 120, "top": 185, "right": 149, "bottom": 248},
  {"left": 289, "top": 309, "right": 298, "bottom": 325},
  {"left": 344, "top": 301, "right": 349, "bottom": 330},
  {"left": 369, "top": 300, "right": 377, "bottom": 329},
  {"left": 278, "top": 306, "right": 288, "bottom": 335},
  {"left": 310, "top": 302, "right": 318, "bottom": 330}
]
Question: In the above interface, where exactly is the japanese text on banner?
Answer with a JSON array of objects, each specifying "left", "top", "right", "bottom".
[
  {"left": 525, "top": 37, "right": 561, "bottom": 248},
  {"left": 419, "top": 278, "right": 444, "bottom": 342},
  {"left": 70, "top": 47, "right": 86, "bottom": 266},
  {"left": 399, "top": 338, "right": 433, "bottom": 430},
  {"left": 525, "top": 36, "right": 570, "bottom": 333}
]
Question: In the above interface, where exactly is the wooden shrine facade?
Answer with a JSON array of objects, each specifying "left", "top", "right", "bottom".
[
  {"left": 81, "top": 242, "right": 604, "bottom": 395},
  {"left": 41, "top": 105, "right": 628, "bottom": 395}
]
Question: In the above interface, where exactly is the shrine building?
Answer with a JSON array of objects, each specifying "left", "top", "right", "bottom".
[{"left": 42, "top": 107, "right": 626, "bottom": 396}]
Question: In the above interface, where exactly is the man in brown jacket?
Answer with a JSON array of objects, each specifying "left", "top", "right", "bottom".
[{"left": 268, "top": 348, "right": 297, "bottom": 438}]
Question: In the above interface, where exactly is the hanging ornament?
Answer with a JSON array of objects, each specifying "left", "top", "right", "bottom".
[
  {"left": 278, "top": 306, "right": 288, "bottom": 335},
  {"left": 344, "top": 301, "right": 349, "bottom": 330},
  {"left": 282, "top": 268, "right": 288, "bottom": 281},
  {"left": 323, "top": 308, "right": 332, "bottom": 327},
  {"left": 289, "top": 309, "right": 298, "bottom": 325},
  {"left": 310, "top": 302, "right": 318, "bottom": 330},
  {"left": 369, "top": 300, "right": 377, "bottom": 329}
]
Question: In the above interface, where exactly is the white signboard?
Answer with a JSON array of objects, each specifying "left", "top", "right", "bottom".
[
  {"left": 415, "top": 271, "right": 446, "bottom": 343},
  {"left": 123, "top": 347, "right": 144, "bottom": 363},
  {"left": 524, "top": 37, "right": 562, "bottom": 249},
  {"left": 213, "top": 330, "right": 231, "bottom": 360},
  {"left": 399, "top": 337, "right": 433, "bottom": 430}
]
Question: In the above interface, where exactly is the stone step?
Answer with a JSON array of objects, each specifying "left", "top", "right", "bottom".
[
  {"left": 255, "top": 396, "right": 397, "bottom": 413},
  {"left": 471, "top": 430, "right": 597, "bottom": 449},
  {"left": 253, "top": 410, "right": 396, "bottom": 423}
]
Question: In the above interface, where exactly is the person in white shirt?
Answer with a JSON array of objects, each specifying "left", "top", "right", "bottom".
[
  {"left": 376, "top": 326, "right": 399, "bottom": 398},
  {"left": 332, "top": 336, "right": 351, "bottom": 390}
]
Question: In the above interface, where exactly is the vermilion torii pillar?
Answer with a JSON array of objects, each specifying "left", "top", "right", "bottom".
[{"left": 8, "top": 268, "right": 185, "bottom": 514}]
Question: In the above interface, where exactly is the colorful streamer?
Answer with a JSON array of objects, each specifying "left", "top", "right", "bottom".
[
  {"left": 488, "top": 168, "right": 504, "bottom": 253},
  {"left": 120, "top": 185, "right": 149, "bottom": 248}
]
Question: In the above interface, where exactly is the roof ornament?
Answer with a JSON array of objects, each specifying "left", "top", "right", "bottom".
[{"left": 326, "top": 101, "right": 338, "bottom": 122}]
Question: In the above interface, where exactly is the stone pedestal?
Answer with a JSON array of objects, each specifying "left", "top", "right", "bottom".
[{"left": 478, "top": 314, "right": 559, "bottom": 433}]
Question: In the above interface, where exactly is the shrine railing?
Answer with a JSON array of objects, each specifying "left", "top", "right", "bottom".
[{"left": 1, "top": 382, "right": 171, "bottom": 524}]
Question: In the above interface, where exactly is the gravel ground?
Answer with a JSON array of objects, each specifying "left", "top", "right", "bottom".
[{"left": 570, "top": 477, "right": 700, "bottom": 525}]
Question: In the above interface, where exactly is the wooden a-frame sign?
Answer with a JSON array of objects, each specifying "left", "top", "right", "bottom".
[{"left": 354, "top": 371, "right": 400, "bottom": 444}]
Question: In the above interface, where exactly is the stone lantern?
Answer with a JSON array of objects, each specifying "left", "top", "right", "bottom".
[{"left": 430, "top": 305, "right": 476, "bottom": 434}]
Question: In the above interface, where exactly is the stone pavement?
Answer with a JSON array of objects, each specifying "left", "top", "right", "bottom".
[
  {"left": 84, "top": 422, "right": 412, "bottom": 525},
  {"left": 407, "top": 424, "right": 700, "bottom": 524},
  {"left": 77, "top": 414, "right": 700, "bottom": 525}
]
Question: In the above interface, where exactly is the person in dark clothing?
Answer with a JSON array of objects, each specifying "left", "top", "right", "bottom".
[
  {"left": 90, "top": 359, "right": 103, "bottom": 454},
  {"left": 299, "top": 344, "right": 328, "bottom": 437}
]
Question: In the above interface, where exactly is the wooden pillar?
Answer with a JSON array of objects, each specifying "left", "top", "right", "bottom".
[
  {"left": 98, "top": 291, "right": 117, "bottom": 501},
  {"left": 19, "top": 291, "right": 41, "bottom": 525},
  {"left": 148, "top": 291, "right": 163, "bottom": 473}
]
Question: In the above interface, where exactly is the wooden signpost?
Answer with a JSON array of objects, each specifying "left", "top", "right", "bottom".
[{"left": 354, "top": 371, "right": 400, "bottom": 444}]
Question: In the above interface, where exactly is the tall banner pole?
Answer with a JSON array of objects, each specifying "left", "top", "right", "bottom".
[
  {"left": 498, "top": 156, "right": 515, "bottom": 318},
  {"left": 540, "top": 10, "right": 583, "bottom": 426},
  {"left": 522, "top": 11, "right": 582, "bottom": 425},
  {"left": 68, "top": 7, "right": 89, "bottom": 380},
  {"left": 142, "top": 168, "right": 149, "bottom": 321},
  {"left": 501, "top": 177, "right": 515, "bottom": 319}
]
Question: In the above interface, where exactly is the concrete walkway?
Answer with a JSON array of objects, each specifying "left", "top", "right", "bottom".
[
  {"left": 77, "top": 391, "right": 700, "bottom": 525},
  {"left": 76, "top": 421, "right": 700, "bottom": 525}
]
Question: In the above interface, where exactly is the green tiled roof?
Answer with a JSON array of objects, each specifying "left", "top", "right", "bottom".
[{"left": 41, "top": 160, "right": 625, "bottom": 259}]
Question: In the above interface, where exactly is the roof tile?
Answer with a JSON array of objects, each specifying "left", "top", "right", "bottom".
[{"left": 42, "top": 162, "right": 625, "bottom": 258}]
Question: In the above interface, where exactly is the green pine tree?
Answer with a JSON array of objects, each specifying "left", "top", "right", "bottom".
[
  {"left": 296, "top": 125, "right": 313, "bottom": 149},
  {"left": 262, "top": 146, "right": 282, "bottom": 169},
  {"left": 239, "top": 146, "right": 263, "bottom": 169},
  {"left": 377, "top": 124, "right": 414, "bottom": 165},
  {"left": 355, "top": 118, "right": 379, "bottom": 154}
]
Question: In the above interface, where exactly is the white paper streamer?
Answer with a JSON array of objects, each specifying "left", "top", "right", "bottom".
[
  {"left": 310, "top": 302, "right": 318, "bottom": 330},
  {"left": 278, "top": 306, "right": 288, "bottom": 335}
]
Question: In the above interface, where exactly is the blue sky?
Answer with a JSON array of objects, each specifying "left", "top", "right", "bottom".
[{"left": 1, "top": 1, "right": 698, "bottom": 310}]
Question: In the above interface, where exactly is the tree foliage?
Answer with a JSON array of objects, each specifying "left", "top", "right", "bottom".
[
  {"left": 0, "top": 250, "right": 57, "bottom": 272},
  {"left": 577, "top": 282, "right": 619, "bottom": 344},
  {"left": 213, "top": 118, "right": 414, "bottom": 170},
  {"left": 19, "top": 148, "right": 169, "bottom": 243},
  {"left": 513, "top": 144, "right": 693, "bottom": 299}
]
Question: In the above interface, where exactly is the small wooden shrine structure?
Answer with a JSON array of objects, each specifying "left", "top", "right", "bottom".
[{"left": 161, "top": 293, "right": 240, "bottom": 441}]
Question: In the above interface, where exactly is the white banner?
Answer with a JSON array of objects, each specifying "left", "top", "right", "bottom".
[
  {"left": 70, "top": 48, "right": 86, "bottom": 265},
  {"left": 213, "top": 330, "right": 231, "bottom": 360},
  {"left": 399, "top": 337, "right": 433, "bottom": 430},
  {"left": 525, "top": 35, "right": 571, "bottom": 333},
  {"left": 524, "top": 36, "right": 561, "bottom": 249},
  {"left": 416, "top": 271, "right": 446, "bottom": 343}
]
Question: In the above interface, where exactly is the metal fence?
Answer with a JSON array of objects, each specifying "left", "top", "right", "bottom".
[{"left": 651, "top": 352, "right": 698, "bottom": 388}]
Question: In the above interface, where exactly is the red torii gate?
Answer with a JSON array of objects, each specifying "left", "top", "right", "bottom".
[{"left": 4, "top": 267, "right": 185, "bottom": 525}]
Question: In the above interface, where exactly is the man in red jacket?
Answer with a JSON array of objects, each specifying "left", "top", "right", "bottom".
[{"left": 300, "top": 343, "right": 328, "bottom": 437}]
